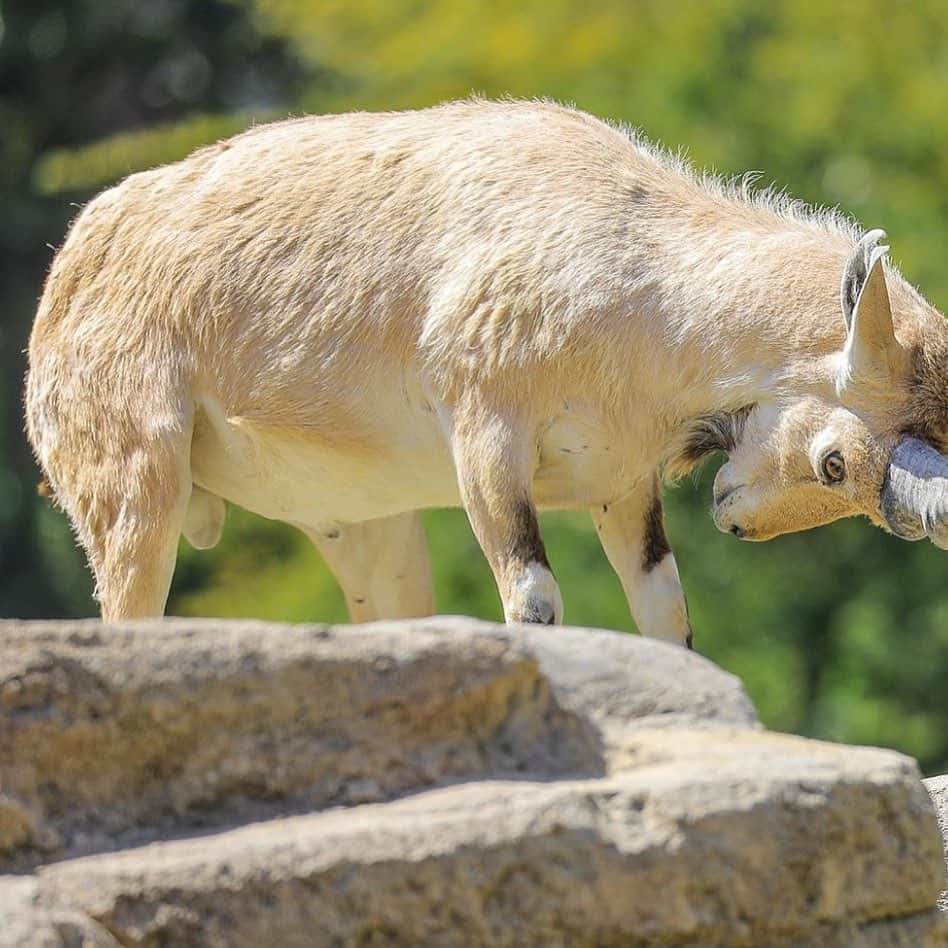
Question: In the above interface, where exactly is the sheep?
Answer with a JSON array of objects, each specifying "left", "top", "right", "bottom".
[{"left": 25, "top": 99, "right": 948, "bottom": 645}]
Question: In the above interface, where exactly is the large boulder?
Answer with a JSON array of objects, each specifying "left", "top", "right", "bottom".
[
  {"left": 924, "top": 774, "right": 948, "bottom": 912},
  {"left": 1, "top": 617, "right": 944, "bottom": 947}
]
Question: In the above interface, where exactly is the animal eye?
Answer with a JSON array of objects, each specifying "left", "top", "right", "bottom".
[{"left": 820, "top": 450, "right": 846, "bottom": 484}]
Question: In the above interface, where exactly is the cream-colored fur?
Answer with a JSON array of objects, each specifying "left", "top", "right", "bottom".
[{"left": 25, "top": 99, "right": 948, "bottom": 639}]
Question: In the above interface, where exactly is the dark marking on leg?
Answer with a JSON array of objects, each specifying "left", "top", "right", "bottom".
[
  {"left": 685, "top": 630, "right": 694, "bottom": 650},
  {"left": 353, "top": 597, "right": 365, "bottom": 605},
  {"left": 642, "top": 496, "right": 671, "bottom": 572},
  {"left": 509, "top": 497, "right": 551, "bottom": 571}
]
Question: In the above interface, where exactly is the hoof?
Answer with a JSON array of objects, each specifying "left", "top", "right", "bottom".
[{"left": 520, "top": 599, "right": 557, "bottom": 625}]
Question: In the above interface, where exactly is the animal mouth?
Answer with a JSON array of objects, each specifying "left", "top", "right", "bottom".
[
  {"left": 711, "top": 483, "right": 749, "bottom": 538},
  {"left": 713, "top": 484, "right": 741, "bottom": 508},
  {"left": 711, "top": 484, "right": 766, "bottom": 539}
]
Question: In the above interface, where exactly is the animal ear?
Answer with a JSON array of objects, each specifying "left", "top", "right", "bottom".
[{"left": 840, "top": 229, "right": 902, "bottom": 380}]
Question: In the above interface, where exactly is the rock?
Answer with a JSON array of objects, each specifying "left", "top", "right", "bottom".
[
  {"left": 0, "top": 616, "right": 756, "bottom": 869},
  {"left": 0, "top": 878, "right": 119, "bottom": 948},
  {"left": 0, "top": 795, "right": 36, "bottom": 858},
  {"left": 924, "top": 774, "right": 948, "bottom": 911},
  {"left": 1, "top": 617, "right": 945, "bottom": 947},
  {"left": 32, "top": 744, "right": 947, "bottom": 948}
]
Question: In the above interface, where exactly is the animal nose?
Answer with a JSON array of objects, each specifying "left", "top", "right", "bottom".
[{"left": 729, "top": 524, "right": 745, "bottom": 538}]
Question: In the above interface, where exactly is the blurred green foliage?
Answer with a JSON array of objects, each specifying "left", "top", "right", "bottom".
[{"left": 5, "top": 0, "right": 948, "bottom": 772}]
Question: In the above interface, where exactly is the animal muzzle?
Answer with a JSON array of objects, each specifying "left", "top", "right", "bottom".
[{"left": 882, "top": 437, "right": 948, "bottom": 549}]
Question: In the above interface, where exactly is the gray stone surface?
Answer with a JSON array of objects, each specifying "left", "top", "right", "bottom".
[
  {"left": 0, "top": 616, "right": 756, "bottom": 869},
  {"left": 0, "top": 878, "right": 119, "bottom": 948},
  {"left": 1, "top": 617, "right": 945, "bottom": 947},
  {"left": 925, "top": 773, "right": 948, "bottom": 912}
]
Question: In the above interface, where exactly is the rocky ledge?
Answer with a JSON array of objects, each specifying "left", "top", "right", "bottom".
[{"left": 0, "top": 617, "right": 945, "bottom": 947}]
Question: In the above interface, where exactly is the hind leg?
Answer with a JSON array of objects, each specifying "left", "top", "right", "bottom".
[
  {"left": 300, "top": 511, "right": 435, "bottom": 622},
  {"left": 90, "top": 514, "right": 183, "bottom": 620},
  {"left": 68, "top": 441, "right": 190, "bottom": 621}
]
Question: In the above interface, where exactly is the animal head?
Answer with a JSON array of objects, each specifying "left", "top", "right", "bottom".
[{"left": 713, "top": 229, "right": 948, "bottom": 547}]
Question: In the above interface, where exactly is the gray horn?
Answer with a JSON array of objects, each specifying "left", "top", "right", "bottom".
[{"left": 882, "top": 437, "right": 948, "bottom": 549}]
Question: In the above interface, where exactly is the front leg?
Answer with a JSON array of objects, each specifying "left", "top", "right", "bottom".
[
  {"left": 592, "top": 477, "right": 693, "bottom": 648},
  {"left": 452, "top": 403, "right": 563, "bottom": 625}
]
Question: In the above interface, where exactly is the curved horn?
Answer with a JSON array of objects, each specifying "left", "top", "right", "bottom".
[
  {"left": 841, "top": 229, "right": 888, "bottom": 328},
  {"left": 882, "top": 438, "right": 948, "bottom": 548}
]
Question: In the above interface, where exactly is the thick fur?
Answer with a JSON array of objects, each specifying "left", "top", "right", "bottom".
[{"left": 24, "top": 99, "right": 948, "bottom": 629}]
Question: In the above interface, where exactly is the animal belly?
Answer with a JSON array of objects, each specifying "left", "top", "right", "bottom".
[
  {"left": 190, "top": 406, "right": 461, "bottom": 525},
  {"left": 189, "top": 396, "right": 641, "bottom": 524},
  {"left": 533, "top": 408, "right": 642, "bottom": 509}
]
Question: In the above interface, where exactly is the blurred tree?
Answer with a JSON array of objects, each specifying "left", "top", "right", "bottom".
[{"left": 0, "top": 0, "right": 315, "bottom": 615}]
